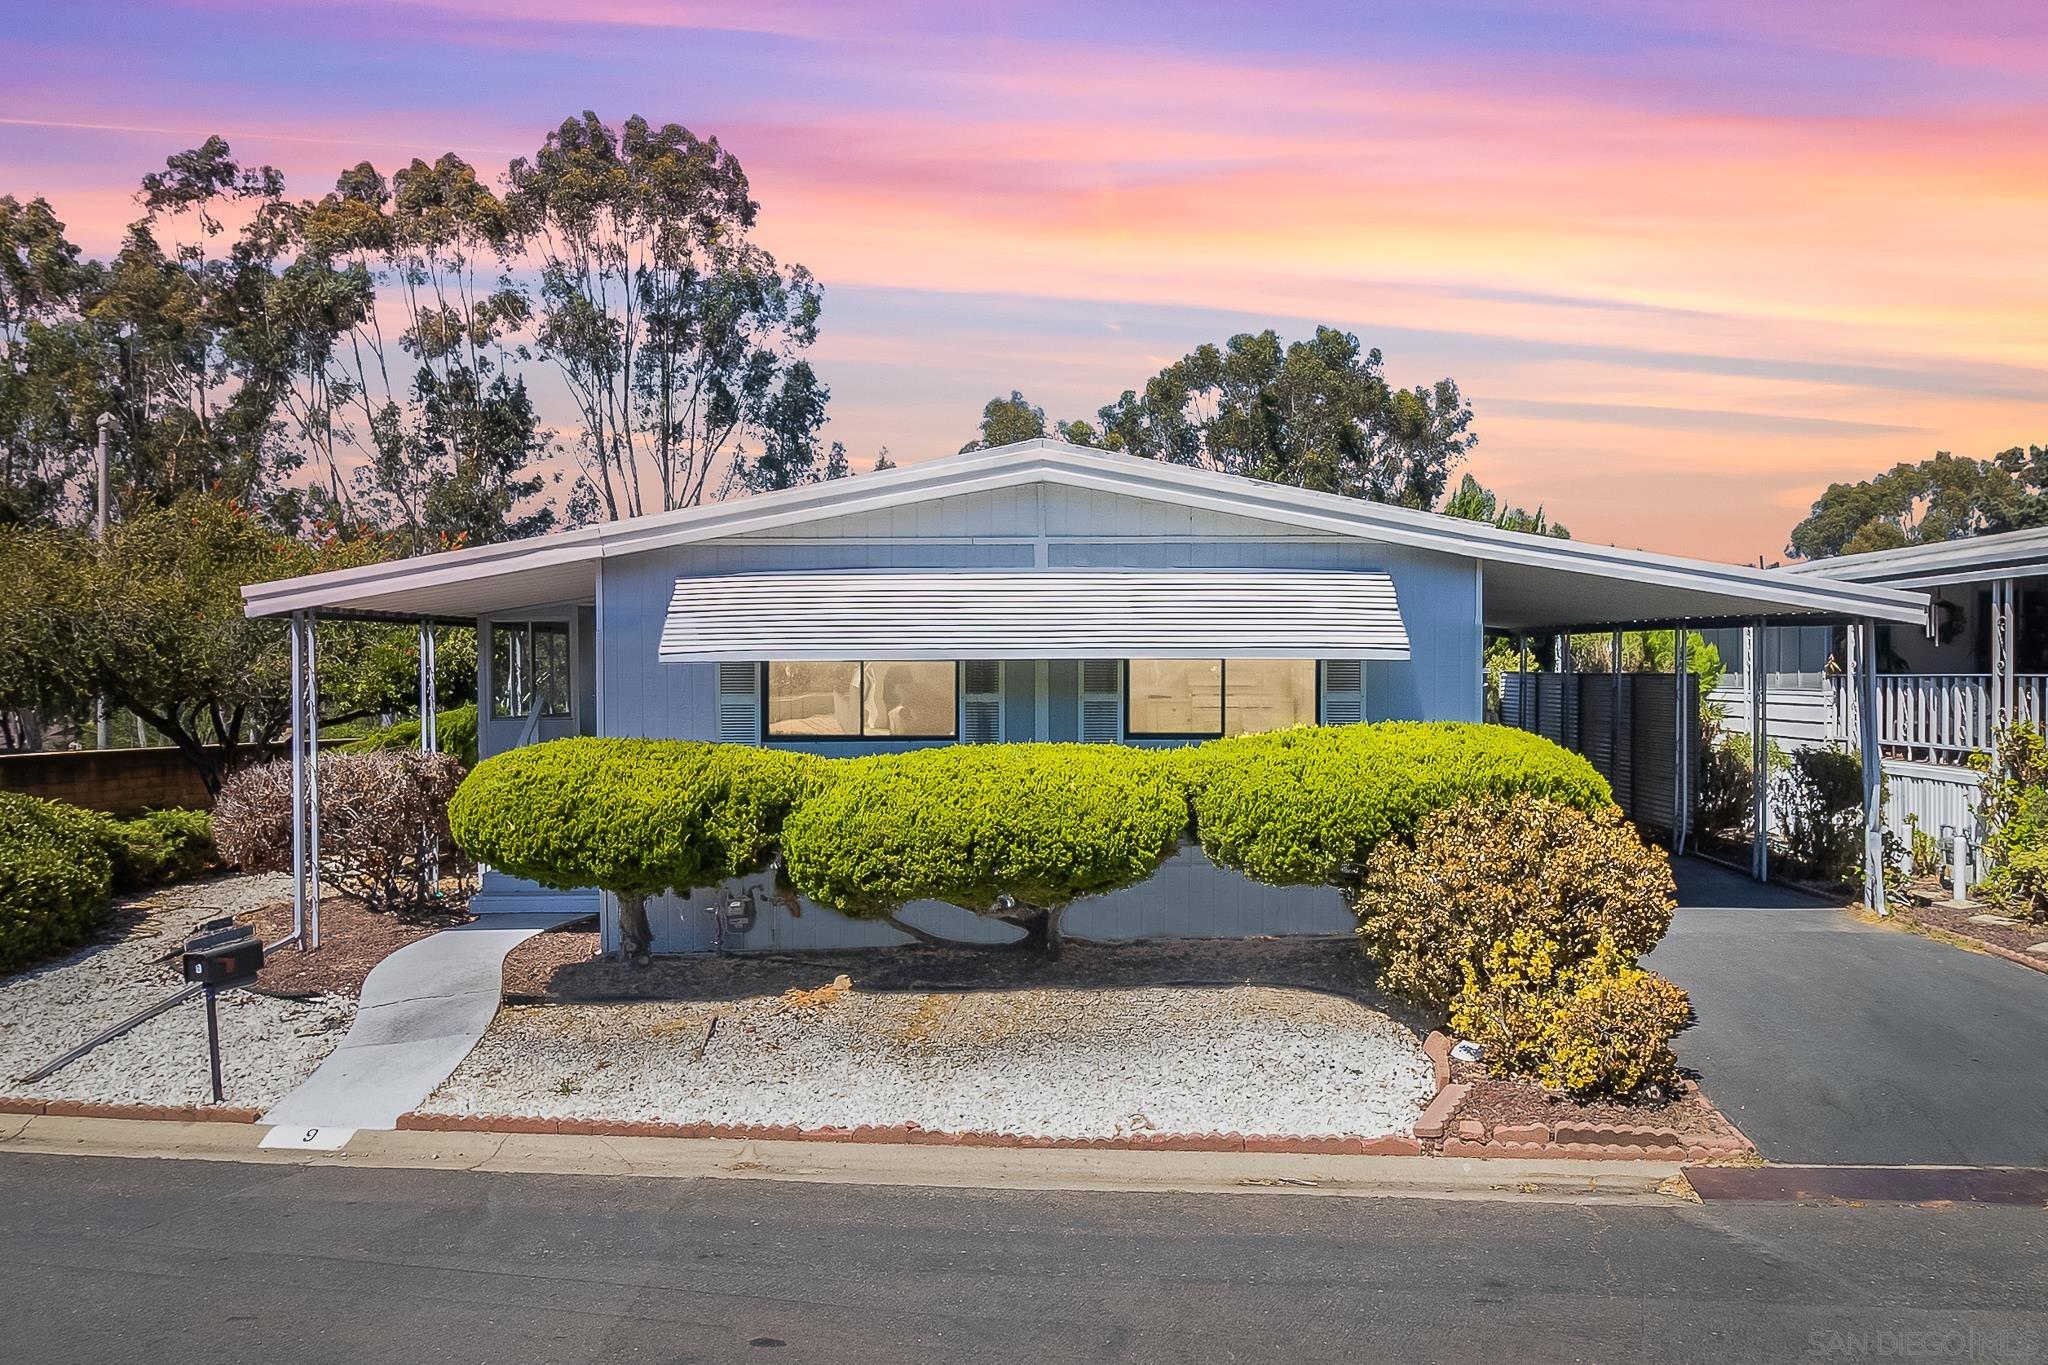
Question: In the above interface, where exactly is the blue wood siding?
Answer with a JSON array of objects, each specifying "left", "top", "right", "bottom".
[{"left": 574, "top": 483, "right": 1478, "bottom": 950}]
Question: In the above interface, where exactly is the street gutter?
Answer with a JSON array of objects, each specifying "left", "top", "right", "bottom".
[{"left": 0, "top": 1113, "right": 1686, "bottom": 1205}]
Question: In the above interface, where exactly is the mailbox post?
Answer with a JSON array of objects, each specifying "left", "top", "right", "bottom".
[{"left": 181, "top": 920, "right": 266, "bottom": 1102}]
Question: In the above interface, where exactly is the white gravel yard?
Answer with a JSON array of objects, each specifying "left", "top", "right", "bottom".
[
  {"left": 424, "top": 981, "right": 1436, "bottom": 1139},
  {"left": 0, "top": 874, "right": 354, "bottom": 1111}
]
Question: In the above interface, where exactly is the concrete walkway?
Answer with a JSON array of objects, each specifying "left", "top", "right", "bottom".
[
  {"left": 1649, "top": 858, "right": 2048, "bottom": 1167},
  {"left": 261, "top": 913, "right": 577, "bottom": 1131}
]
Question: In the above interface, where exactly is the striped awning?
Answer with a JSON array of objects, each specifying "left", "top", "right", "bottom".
[{"left": 658, "top": 569, "right": 1410, "bottom": 662}]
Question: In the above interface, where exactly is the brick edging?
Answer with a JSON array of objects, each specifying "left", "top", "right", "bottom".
[
  {"left": 393, "top": 1111, "right": 1426, "bottom": 1155},
  {"left": 0, "top": 1096, "right": 261, "bottom": 1124}
]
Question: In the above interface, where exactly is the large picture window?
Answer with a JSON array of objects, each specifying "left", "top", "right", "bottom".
[
  {"left": 1126, "top": 658, "right": 1316, "bottom": 737},
  {"left": 765, "top": 661, "right": 957, "bottom": 739}
]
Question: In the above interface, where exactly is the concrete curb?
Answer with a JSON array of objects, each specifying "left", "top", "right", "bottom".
[
  {"left": 0, "top": 1113, "right": 1690, "bottom": 1203},
  {"left": 394, "top": 1111, "right": 1426, "bottom": 1156}
]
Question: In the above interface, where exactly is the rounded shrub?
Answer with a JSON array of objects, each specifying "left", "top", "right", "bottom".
[
  {"left": 448, "top": 738, "right": 822, "bottom": 959},
  {"left": 0, "top": 790, "right": 115, "bottom": 975},
  {"left": 1182, "top": 722, "right": 1615, "bottom": 887},
  {"left": 1353, "top": 794, "right": 1675, "bottom": 1011},
  {"left": 1448, "top": 931, "right": 1691, "bottom": 1098},
  {"left": 780, "top": 743, "right": 1188, "bottom": 951}
]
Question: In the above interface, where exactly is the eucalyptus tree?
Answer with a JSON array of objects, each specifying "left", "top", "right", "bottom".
[
  {"left": 293, "top": 155, "right": 555, "bottom": 550},
  {"left": 506, "top": 112, "right": 824, "bottom": 517},
  {"left": 0, "top": 194, "right": 97, "bottom": 524},
  {"left": 1074, "top": 326, "right": 1476, "bottom": 509}
]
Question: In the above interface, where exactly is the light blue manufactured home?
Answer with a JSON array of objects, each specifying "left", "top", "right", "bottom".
[{"left": 244, "top": 439, "right": 1925, "bottom": 952}]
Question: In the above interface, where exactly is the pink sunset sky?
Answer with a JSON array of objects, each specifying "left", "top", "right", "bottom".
[{"left": 5, "top": 0, "right": 2045, "bottom": 560}]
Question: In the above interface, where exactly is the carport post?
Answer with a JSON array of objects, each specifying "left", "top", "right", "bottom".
[
  {"left": 1672, "top": 626, "right": 1690, "bottom": 854},
  {"left": 287, "top": 612, "right": 323, "bottom": 951},
  {"left": 1747, "top": 620, "right": 1769, "bottom": 882},
  {"left": 1516, "top": 633, "right": 1530, "bottom": 731},
  {"left": 419, "top": 619, "right": 440, "bottom": 888},
  {"left": 417, "top": 620, "right": 438, "bottom": 755},
  {"left": 1855, "top": 619, "right": 1888, "bottom": 914}
]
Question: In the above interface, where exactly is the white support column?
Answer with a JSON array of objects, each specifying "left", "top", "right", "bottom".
[
  {"left": 1747, "top": 620, "right": 1770, "bottom": 882},
  {"left": 1515, "top": 632, "right": 1530, "bottom": 729},
  {"left": 1672, "top": 626, "right": 1690, "bottom": 854},
  {"left": 1610, "top": 629, "right": 1624, "bottom": 794},
  {"left": 1855, "top": 619, "right": 1887, "bottom": 915},
  {"left": 419, "top": 618, "right": 440, "bottom": 890},
  {"left": 304, "top": 615, "right": 322, "bottom": 951},
  {"left": 288, "top": 612, "right": 306, "bottom": 948}
]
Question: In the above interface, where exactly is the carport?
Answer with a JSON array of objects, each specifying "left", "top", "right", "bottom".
[{"left": 1651, "top": 858, "right": 2048, "bottom": 1166}]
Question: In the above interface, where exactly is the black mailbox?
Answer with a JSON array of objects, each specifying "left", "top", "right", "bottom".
[{"left": 182, "top": 923, "right": 263, "bottom": 988}]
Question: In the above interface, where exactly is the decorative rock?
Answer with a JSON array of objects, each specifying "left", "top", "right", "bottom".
[
  {"left": 2028, "top": 944, "right": 2048, "bottom": 957},
  {"left": 1968, "top": 914, "right": 2020, "bottom": 926}
]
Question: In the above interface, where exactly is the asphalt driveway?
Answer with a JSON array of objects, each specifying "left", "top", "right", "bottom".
[{"left": 1649, "top": 857, "right": 2048, "bottom": 1167}]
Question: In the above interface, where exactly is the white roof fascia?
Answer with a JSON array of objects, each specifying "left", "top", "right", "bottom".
[{"left": 243, "top": 438, "right": 1927, "bottom": 625}]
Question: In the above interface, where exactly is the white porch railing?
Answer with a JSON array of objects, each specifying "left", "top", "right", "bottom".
[{"left": 1829, "top": 673, "right": 2048, "bottom": 759}]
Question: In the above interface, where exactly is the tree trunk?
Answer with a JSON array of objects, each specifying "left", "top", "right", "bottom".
[
  {"left": 997, "top": 903, "right": 1066, "bottom": 956},
  {"left": 617, "top": 890, "right": 653, "bottom": 965}
]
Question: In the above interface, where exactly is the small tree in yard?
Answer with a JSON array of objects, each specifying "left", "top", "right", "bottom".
[
  {"left": 447, "top": 738, "right": 816, "bottom": 962},
  {"left": 0, "top": 496, "right": 424, "bottom": 790},
  {"left": 779, "top": 744, "right": 1188, "bottom": 954},
  {"left": 215, "top": 750, "right": 464, "bottom": 914}
]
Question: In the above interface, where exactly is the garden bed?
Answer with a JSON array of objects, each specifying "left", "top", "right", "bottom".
[
  {"left": 0, "top": 873, "right": 353, "bottom": 1111},
  {"left": 1879, "top": 886, "right": 2048, "bottom": 973},
  {"left": 419, "top": 955, "right": 1438, "bottom": 1143},
  {"left": 245, "top": 890, "right": 473, "bottom": 999}
]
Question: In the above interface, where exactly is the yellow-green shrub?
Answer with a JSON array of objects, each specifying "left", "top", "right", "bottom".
[
  {"left": 1980, "top": 723, "right": 2048, "bottom": 921},
  {"left": 0, "top": 790, "right": 114, "bottom": 975},
  {"left": 780, "top": 743, "right": 1187, "bottom": 950},
  {"left": 1449, "top": 933, "right": 1691, "bottom": 1098},
  {"left": 1354, "top": 795, "right": 1675, "bottom": 1010},
  {"left": 1183, "top": 722, "right": 1614, "bottom": 887}
]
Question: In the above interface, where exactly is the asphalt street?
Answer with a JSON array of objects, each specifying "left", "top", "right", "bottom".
[{"left": 2, "top": 1152, "right": 2044, "bottom": 1364}]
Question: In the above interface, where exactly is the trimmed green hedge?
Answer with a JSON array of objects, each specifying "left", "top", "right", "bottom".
[
  {"left": 447, "top": 722, "right": 1617, "bottom": 955},
  {"left": 0, "top": 790, "right": 116, "bottom": 975},
  {"left": 780, "top": 744, "right": 1187, "bottom": 943},
  {"left": 343, "top": 702, "right": 479, "bottom": 768},
  {"left": 450, "top": 737, "right": 819, "bottom": 898},
  {"left": 0, "top": 794, "right": 218, "bottom": 977},
  {"left": 1177, "top": 722, "right": 1614, "bottom": 886},
  {"left": 100, "top": 808, "right": 217, "bottom": 893}
]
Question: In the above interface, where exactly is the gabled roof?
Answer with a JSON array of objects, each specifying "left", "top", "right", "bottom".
[
  {"left": 241, "top": 438, "right": 1927, "bottom": 631},
  {"left": 1781, "top": 524, "right": 2048, "bottom": 589}
]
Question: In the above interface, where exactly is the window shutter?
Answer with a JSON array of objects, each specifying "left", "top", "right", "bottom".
[
  {"left": 1079, "top": 659, "right": 1122, "bottom": 744},
  {"left": 1320, "top": 660, "right": 1365, "bottom": 726},
  {"left": 715, "top": 663, "right": 760, "bottom": 744},
  {"left": 961, "top": 660, "right": 1004, "bottom": 744}
]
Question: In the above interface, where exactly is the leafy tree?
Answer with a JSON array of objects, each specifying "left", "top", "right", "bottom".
[
  {"left": 1068, "top": 326, "right": 1475, "bottom": 508},
  {"left": 506, "top": 112, "right": 824, "bottom": 518},
  {"left": 4, "top": 496, "right": 433, "bottom": 791},
  {"left": 1441, "top": 473, "right": 1569, "bottom": 538},
  {"left": 959, "top": 390, "right": 1049, "bottom": 452},
  {"left": 730, "top": 360, "right": 836, "bottom": 493},
  {"left": 0, "top": 196, "right": 96, "bottom": 525},
  {"left": 1787, "top": 447, "right": 2048, "bottom": 559},
  {"left": 295, "top": 154, "right": 556, "bottom": 551}
]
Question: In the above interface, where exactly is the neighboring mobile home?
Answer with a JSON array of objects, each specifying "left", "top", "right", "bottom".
[
  {"left": 243, "top": 439, "right": 1923, "bottom": 953},
  {"left": 1763, "top": 529, "right": 2048, "bottom": 866}
]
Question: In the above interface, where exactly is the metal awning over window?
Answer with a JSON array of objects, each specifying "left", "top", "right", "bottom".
[{"left": 658, "top": 570, "right": 1411, "bottom": 663}]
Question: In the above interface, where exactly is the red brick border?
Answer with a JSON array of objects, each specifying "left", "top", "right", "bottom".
[
  {"left": 0, "top": 1096, "right": 260, "bottom": 1124},
  {"left": 390, "top": 1111, "right": 1425, "bottom": 1156}
]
